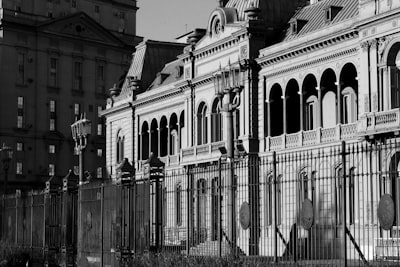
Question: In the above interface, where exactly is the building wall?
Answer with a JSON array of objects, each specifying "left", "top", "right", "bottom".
[{"left": 0, "top": 0, "right": 138, "bottom": 190}]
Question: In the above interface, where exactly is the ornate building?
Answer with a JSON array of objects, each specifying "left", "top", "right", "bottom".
[
  {"left": 102, "top": 0, "right": 400, "bottom": 262},
  {"left": 0, "top": 0, "right": 142, "bottom": 191}
]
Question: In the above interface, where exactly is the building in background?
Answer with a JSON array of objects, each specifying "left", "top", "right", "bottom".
[
  {"left": 101, "top": 0, "right": 400, "bottom": 262},
  {"left": 0, "top": 0, "right": 142, "bottom": 191}
]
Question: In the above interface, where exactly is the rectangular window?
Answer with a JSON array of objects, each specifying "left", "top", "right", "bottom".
[
  {"left": 97, "top": 149, "right": 103, "bottom": 157},
  {"left": 49, "top": 145, "right": 56, "bottom": 154},
  {"left": 74, "top": 103, "right": 80, "bottom": 120},
  {"left": 49, "top": 164, "right": 55, "bottom": 176},
  {"left": 49, "top": 100, "right": 56, "bottom": 131},
  {"left": 16, "top": 162, "right": 23, "bottom": 175},
  {"left": 17, "top": 52, "right": 25, "bottom": 84},
  {"left": 17, "top": 96, "right": 24, "bottom": 128},
  {"left": 96, "top": 65, "right": 105, "bottom": 93},
  {"left": 17, "top": 142, "right": 23, "bottom": 152},
  {"left": 95, "top": 5, "right": 100, "bottom": 13},
  {"left": 49, "top": 58, "right": 58, "bottom": 87},
  {"left": 73, "top": 61, "right": 82, "bottom": 90},
  {"left": 97, "top": 106, "right": 103, "bottom": 117},
  {"left": 73, "top": 165, "right": 79, "bottom": 174},
  {"left": 71, "top": 0, "right": 77, "bottom": 8},
  {"left": 97, "top": 124, "right": 102, "bottom": 136},
  {"left": 96, "top": 167, "right": 102, "bottom": 178}
]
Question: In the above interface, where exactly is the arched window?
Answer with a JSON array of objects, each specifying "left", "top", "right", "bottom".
[
  {"left": 302, "top": 74, "right": 318, "bottom": 130},
  {"left": 335, "top": 166, "right": 343, "bottom": 225},
  {"left": 197, "top": 102, "right": 208, "bottom": 145},
  {"left": 176, "top": 183, "right": 182, "bottom": 226},
  {"left": 340, "top": 63, "right": 358, "bottom": 123},
  {"left": 116, "top": 131, "right": 125, "bottom": 163},
  {"left": 265, "top": 174, "right": 273, "bottom": 226},
  {"left": 211, "top": 99, "right": 222, "bottom": 142},
  {"left": 387, "top": 43, "right": 400, "bottom": 109},
  {"left": 269, "top": 84, "right": 284, "bottom": 136},
  {"left": 141, "top": 122, "right": 149, "bottom": 160}
]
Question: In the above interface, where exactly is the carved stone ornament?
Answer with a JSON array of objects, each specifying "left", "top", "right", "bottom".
[
  {"left": 300, "top": 199, "right": 314, "bottom": 230},
  {"left": 239, "top": 202, "right": 250, "bottom": 230},
  {"left": 378, "top": 194, "right": 395, "bottom": 231}
]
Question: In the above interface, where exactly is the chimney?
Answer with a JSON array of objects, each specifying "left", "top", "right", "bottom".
[{"left": 217, "top": 0, "right": 229, "bottom": 7}]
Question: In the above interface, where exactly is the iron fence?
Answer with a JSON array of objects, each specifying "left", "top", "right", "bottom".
[{"left": 2, "top": 139, "right": 400, "bottom": 266}]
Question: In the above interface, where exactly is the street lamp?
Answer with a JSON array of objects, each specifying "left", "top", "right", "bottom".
[
  {"left": 213, "top": 62, "right": 245, "bottom": 255},
  {"left": 0, "top": 143, "right": 13, "bottom": 194},
  {"left": 71, "top": 114, "right": 91, "bottom": 185},
  {"left": 70, "top": 114, "right": 91, "bottom": 263}
]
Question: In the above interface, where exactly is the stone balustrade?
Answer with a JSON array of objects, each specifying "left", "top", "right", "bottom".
[
  {"left": 357, "top": 108, "right": 400, "bottom": 137},
  {"left": 266, "top": 123, "right": 357, "bottom": 151}
]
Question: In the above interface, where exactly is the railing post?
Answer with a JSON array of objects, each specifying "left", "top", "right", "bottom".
[
  {"left": 341, "top": 141, "right": 347, "bottom": 267},
  {"left": 218, "top": 158, "right": 222, "bottom": 257},
  {"left": 186, "top": 166, "right": 191, "bottom": 256},
  {"left": 273, "top": 151, "right": 278, "bottom": 263}
]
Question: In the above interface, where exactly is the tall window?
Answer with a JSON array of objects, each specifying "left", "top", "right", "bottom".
[
  {"left": 265, "top": 175, "right": 273, "bottom": 226},
  {"left": 17, "top": 52, "right": 25, "bottom": 85},
  {"left": 335, "top": 166, "right": 343, "bottom": 225},
  {"left": 97, "top": 106, "right": 103, "bottom": 136},
  {"left": 16, "top": 162, "right": 23, "bottom": 175},
  {"left": 342, "top": 88, "right": 356, "bottom": 124},
  {"left": 73, "top": 61, "right": 82, "bottom": 90},
  {"left": 116, "top": 133, "right": 125, "bottom": 163},
  {"left": 305, "top": 96, "right": 317, "bottom": 130},
  {"left": 16, "top": 142, "right": 24, "bottom": 152},
  {"left": 49, "top": 100, "right": 56, "bottom": 131},
  {"left": 74, "top": 103, "right": 80, "bottom": 121},
  {"left": 17, "top": 96, "right": 24, "bottom": 128},
  {"left": 49, "top": 144, "right": 56, "bottom": 154},
  {"left": 49, "top": 58, "right": 58, "bottom": 87},
  {"left": 49, "top": 164, "right": 55, "bottom": 176},
  {"left": 299, "top": 169, "right": 309, "bottom": 203},
  {"left": 96, "top": 167, "right": 102, "bottom": 178},
  {"left": 176, "top": 183, "right": 182, "bottom": 226},
  {"left": 276, "top": 175, "right": 282, "bottom": 225},
  {"left": 96, "top": 65, "right": 105, "bottom": 93},
  {"left": 211, "top": 99, "right": 222, "bottom": 142},
  {"left": 197, "top": 102, "right": 208, "bottom": 145}
]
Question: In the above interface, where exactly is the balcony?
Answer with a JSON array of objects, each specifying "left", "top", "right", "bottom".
[
  {"left": 357, "top": 109, "right": 400, "bottom": 137},
  {"left": 265, "top": 123, "right": 357, "bottom": 151},
  {"left": 180, "top": 141, "right": 225, "bottom": 164}
]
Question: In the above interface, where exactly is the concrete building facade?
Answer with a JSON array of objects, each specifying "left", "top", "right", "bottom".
[{"left": 0, "top": 0, "right": 142, "bottom": 191}]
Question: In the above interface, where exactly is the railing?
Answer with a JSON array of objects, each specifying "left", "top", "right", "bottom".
[
  {"left": 266, "top": 123, "right": 357, "bottom": 151},
  {"left": 357, "top": 108, "right": 400, "bottom": 136}
]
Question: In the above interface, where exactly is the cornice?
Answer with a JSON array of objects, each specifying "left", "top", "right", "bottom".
[
  {"left": 132, "top": 88, "right": 183, "bottom": 108},
  {"left": 100, "top": 102, "right": 132, "bottom": 117},
  {"left": 355, "top": 8, "right": 400, "bottom": 29},
  {"left": 262, "top": 47, "right": 358, "bottom": 79},
  {"left": 257, "top": 30, "right": 358, "bottom": 69}
]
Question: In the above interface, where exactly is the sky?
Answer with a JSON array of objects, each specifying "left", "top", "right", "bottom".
[{"left": 136, "top": 0, "right": 217, "bottom": 42}]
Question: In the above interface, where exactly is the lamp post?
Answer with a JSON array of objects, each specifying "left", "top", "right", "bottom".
[
  {"left": 1, "top": 143, "right": 13, "bottom": 195},
  {"left": 213, "top": 62, "right": 245, "bottom": 255},
  {"left": 70, "top": 114, "right": 91, "bottom": 262}
]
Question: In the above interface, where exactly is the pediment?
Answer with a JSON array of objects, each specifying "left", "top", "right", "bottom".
[
  {"left": 194, "top": 25, "right": 241, "bottom": 50},
  {"left": 37, "top": 12, "right": 124, "bottom": 46}
]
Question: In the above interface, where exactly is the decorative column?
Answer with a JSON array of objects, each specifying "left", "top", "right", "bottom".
[
  {"left": 317, "top": 85, "right": 322, "bottom": 128},
  {"left": 299, "top": 91, "right": 304, "bottom": 131},
  {"left": 336, "top": 81, "right": 342, "bottom": 124},
  {"left": 267, "top": 100, "right": 271, "bottom": 136},
  {"left": 282, "top": 95, "right": 287, "bottom": 134}
]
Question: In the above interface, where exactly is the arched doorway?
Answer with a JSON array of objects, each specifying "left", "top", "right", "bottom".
[
  {"left": 320, "top": 69, "right": 337, "bottom": 128},
  {"left": 269, "top": 84, "right": 284, "bottom": 136},
  {"left": 386, "top": 43, "right": 400, "bottom": 109},
  {"left": 339, "top": 63, "right": 358, "bottom": 124},
  {"left": 197, "top": 179, "right": 207, "bottom": 243},
  {"left": 150, "top": 119, "right": 158, "bottom": 157},
  {"left": 160, "top": 116, "right": 168, "bottom": 156},
  {"left": 302, "top": 74, "right": 318, "bottom": 130},
  {"left": 211, "top": 98, "right": 223, "bottom": 142},
  {"left": 286, "top": 79, "right": 301, "bottom": 134},
  {"left": 141, "top": 122, "right": 149, "bottom": 160},
  {"left": 169, "top": 113, "right": 178, "bottom": 155},
  {"left": 197, "top": 102, "right": 208, "bottom": 145}
]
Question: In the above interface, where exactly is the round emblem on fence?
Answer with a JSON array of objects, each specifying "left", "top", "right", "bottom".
[
  {"left": 300, "top": 199, "right": 314, "bottom": 230},
  {"left": 239, "top": 202, "right": 250, "bottom": 230},
  {"left": 378, "top": 194, "right": 395, "bottom": 231}
]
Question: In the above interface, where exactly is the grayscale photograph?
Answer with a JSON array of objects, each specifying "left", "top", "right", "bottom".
[{"left": 1, "top": 0, "right": 400, "bottom": 266}]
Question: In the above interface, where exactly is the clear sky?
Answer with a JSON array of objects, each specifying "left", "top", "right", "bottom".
[{"left": 136, "top": 0, "right": 217, "bottom": 42}]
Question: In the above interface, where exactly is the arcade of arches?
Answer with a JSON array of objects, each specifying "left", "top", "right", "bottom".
[{"left": 265, "top": 63, "right": 359, "bottom": 137}]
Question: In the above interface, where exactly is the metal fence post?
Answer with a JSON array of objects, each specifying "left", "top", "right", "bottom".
[
  {"left": 273, "top": 151, "right": 278, "bottom": 263},
  {"left": 341, "top": 141, "right": 347, "bottom": 267},
  {"left": 218, "top": 158, "right": 222, "bottom": 257},
  {"left": 186, "top": 166, "right": 191, "bottom": 256}
]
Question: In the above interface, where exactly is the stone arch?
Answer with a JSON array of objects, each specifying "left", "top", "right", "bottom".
[
  {"left": 269, "top": 83, "right": 284, "bottom": 137},
  {"left": 302, "top": 74, "right": 318, "bottom": 130},
  {"left": 285, "top": 79, "right": 301, "bottom": 134}
]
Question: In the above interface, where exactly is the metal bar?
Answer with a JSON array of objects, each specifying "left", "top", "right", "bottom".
[
  {"left": 345, "top": 227, "right": 369, "bottom": 266},
  {"left": 218, "top": 158, "right": 222, "bottom": 257},
  {"left": 341, "top": 141, "right": 347, "bottom": 267},
  {"left": 186, "top": 166, "right": 190, "bottom": 256},
  {"left": 273, "top": 151, "right": 278, "bottom": 263},
  {"left": 100, "top": 184, "right": 104, "bottom": 267}
]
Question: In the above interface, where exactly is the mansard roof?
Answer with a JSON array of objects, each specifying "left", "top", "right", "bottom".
[
  {"left": 147, "top": 59, "right": 184, "bottom": 91},
  {"left": 282, "top": 0, "right": 359, "bottom": 41},
  {"left": 117, "top": 39, "right": 185, "bottom": 98}
]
